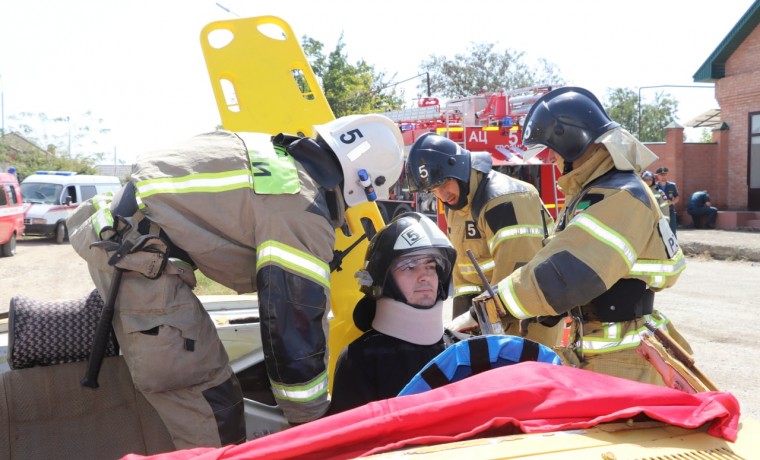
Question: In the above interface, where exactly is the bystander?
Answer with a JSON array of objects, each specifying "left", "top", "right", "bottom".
[
  {"left": 655, "top": 167, "right": 679, "bottom": 235},
  {"left": 687, "top": 190, "right": 718, "bottom": 229}
]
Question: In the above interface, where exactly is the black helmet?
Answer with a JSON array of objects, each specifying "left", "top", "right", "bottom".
[
  {"left": 522, "top": 87, "right": 619, "bottom": 163},
  {"left": 360, "top": 212, "right": 456, "bottom": 306},
  {"left": 405, "top": 133, "right": 472, "bottom": 192}
]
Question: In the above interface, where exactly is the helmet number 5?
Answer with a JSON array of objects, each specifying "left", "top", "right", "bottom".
[
  {"left": 418, "top": 164, "right": 429, "bottom": 179},
  {"left": 339, "top": 128, "right": 364, "bottom": 145}
]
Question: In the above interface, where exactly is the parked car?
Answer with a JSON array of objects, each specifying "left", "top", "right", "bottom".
[{"left": 0, "top": 172, "right": 25, "bottom": 257}]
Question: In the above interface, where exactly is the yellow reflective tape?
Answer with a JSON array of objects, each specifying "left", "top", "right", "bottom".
[
  {"left": 90, "top": 208, "right": 114, "bottom": 236},
  {"left": 649, "top": 275, "right": 666, "bottom": 288},
  {"left": 92, "top": 192, "right": 114, "bottom": 211},
  {"left": 579, "top": 314, "right": 668, "bottom": 354},
  {"left": 488, "top": 225, "right": 544, "bottom": 252},
  {"left": 135, "top": 170, "right": 253, "bottom": 199},
  {"left": 270, "top": 372, "right": 328, "bottom": 402},
  {"left": 455, "top": 285, "right": 482, "bottom": 296},
  {"left": 497, "top": 277, "right": 531, "bottom": 320},
  {"left": 458, "top": 258, "right": 495, "bottom": 275},
  {"left": 571, "top": 214, "right": 637, "bottom": 268},
  {"left": 630, "top": 251, "right": 686, "bottom": 277},
  {"left": 256, "top": 240, "right": 330, "bottom": 289}
]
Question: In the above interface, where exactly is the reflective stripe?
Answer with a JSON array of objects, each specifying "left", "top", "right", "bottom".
[
  {"left": 270, "top": 372, "right": 328, "bottom": 403},
  {"left": 578, "top": 314, "right": 668, "bottom": 354},
  {"left": 571, "top": 214, "right": 637, "bottom": 269},
  {"left": 91, "top": 208, "right": 114, "bottom": 236},
  {"left": 134, "top": 170, "right": 253, "bottom": 205},
  {"left": 497, "top": 277, "right": 531, "bottom": 320},
  {"left": 488, "top": 225, "right": 544, "bottom": 253},
  {"left": 90, "top": 193, "right": 116, "bottom": 236},
  {"left": 256, "top": 240, "right": 330, "bottom": 289},
  {"left": 629, "top": 251, "right": 686, "bottom": 287},
  {"left": 649, "top": 275, "right": 666, "bottom": 289},
  {"left": 92, "top": 192, "right": 113, "bottom": 211},
  {"left": 455, "top": 285, "right": 482, "bottom": 297},
  {"left": 458, "top": 258, "right": 495, "bottom": 275}
]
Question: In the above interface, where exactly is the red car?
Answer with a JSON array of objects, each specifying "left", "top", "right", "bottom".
[{"left": 0, "top": 172, "right": 25, "bottom": 257}]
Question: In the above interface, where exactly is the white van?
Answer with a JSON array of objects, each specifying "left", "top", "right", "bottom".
[{"left": 21, "top": 171, "right": 122, "bottom": 243}]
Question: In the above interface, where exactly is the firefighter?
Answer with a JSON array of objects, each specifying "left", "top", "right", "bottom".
[
  {"left": 66, "top": 114, "right": 404, "bottom": 449},
  {"left": 405, "top": 133, "right": 565, "bottom": 349},
  {"left": 477, "top": 86, "right": 692, "bottom": 385},
  {"left": 327, "top": 212, "right": 456, "bottom": 414}
]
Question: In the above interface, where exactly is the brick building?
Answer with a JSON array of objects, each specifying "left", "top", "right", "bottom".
[{"left": 646, "top": 0, "right": 760, "bottom": 229}]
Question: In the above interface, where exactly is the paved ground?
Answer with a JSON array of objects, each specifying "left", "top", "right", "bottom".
[{"left": 675, "top": 227, "right": 760, "bottom": 262}]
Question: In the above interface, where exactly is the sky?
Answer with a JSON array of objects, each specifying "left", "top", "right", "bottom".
[{"left": 0, "top": 0, "right": 756, "bottom": 166}]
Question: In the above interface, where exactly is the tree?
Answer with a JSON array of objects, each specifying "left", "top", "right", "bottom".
[
  {"left": 417, "top": 43, "right": 564, "bottom": 99},
  {"left": 6, "top": 110, "right": 110, "bottom": 162},
  {"left": 302, "top": 35, "right": 404, "bottom": 117},
  {"left": 603, "top": 88, "right": 678, "bottom": 142},
  {"left": 698, "top": 128, "right": 713, "bottom": 143},
  {"left": 1, "top": 111, "right": 101, "bottom": 180}
]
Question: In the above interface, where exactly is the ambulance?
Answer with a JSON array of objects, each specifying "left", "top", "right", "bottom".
[{"left": 20, "top": 171, "right": 121, "bottom": 243}]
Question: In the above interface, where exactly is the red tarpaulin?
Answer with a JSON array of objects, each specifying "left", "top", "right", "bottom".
[{"left": 125, "top": 362, "right": 740, "bottom": 460}]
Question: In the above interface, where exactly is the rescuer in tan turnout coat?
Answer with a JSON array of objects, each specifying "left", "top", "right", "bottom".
[
  {"left": 67, "top": 114, "right": 404, "bottom": 448},
  {"left": 479, "top": 87, "right": 692, "bottom": 385},
  {"left": 405, "top": 133, "right": 564, "bottom": 349}
]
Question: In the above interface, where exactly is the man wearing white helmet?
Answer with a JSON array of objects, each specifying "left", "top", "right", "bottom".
[{"left": 66, "top": 114, "right": 404, "bottom": 448}]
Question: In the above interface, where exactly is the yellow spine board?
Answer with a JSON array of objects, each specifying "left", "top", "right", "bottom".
[
  {"left": 200, "top": 16, "right": 334, "bottom": 135},
  {"left": 200, "top": 16, "right": 384, "bottom": 391}
]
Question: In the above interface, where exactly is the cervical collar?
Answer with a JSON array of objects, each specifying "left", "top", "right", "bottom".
[{"left": 372, "top": 298, "right": 444, "bottom": 345}]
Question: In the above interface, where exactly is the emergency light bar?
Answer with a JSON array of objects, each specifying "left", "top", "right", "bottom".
[{"left": 34, "top": 171, "right": 77, "bottom": 176}]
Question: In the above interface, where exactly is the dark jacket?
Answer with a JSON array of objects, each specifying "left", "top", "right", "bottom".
[{"left": 327, "top": 331, "right": 444, "bottom": 415}]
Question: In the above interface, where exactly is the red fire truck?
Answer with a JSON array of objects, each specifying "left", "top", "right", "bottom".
[{"left": 376, "top": 85, "right": 565, "bottom": 229}]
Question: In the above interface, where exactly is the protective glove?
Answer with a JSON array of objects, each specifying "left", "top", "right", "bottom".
[
  {"left": 472, "top": 285, "right": 511, "bottom": 323},
  {"left": 445, "top": 308, "right": 479, "bottom": 333}
]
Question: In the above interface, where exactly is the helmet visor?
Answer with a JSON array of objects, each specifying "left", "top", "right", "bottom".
[
  {"left": 390, "top": 252, "right": 451, "bottom": 279},
  {"left": 522, "top": 144, "right": 547, "bottom": 162},
  {"left": 405, "top": 162, "right": 451, "bottom": 193}
]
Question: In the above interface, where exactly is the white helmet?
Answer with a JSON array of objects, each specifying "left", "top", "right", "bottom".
[{"left": 313, "top": 114, "right": 404, "bottom": 207}]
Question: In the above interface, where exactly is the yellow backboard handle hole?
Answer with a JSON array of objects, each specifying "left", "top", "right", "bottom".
[
  {"left": 207, "top": 28, "right": 234, "bottom": 49},
  {"left": 256, "top": 23, "right": 287, "bottom": 41},
  {"left": 220, "top": 79, "right": 240, "bottom": 112},
  {"left": 291, "top": 69, "right": 315, "bottom": 101}
]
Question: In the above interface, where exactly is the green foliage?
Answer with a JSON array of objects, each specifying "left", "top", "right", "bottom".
[
  {"left": 418, "top": 43, "right": 565, "bottom": 98},
  {"left": 0, "top": 136, "right": 97, "bottom": 182},
  {"left": 698, "top": 128, "right": 714, "bottom": 143},
  {"left": 1, "top": 111, "right": 106, "bottom": 180},
  {"left": 195, "top": 272, "right": 236, "bottom": 295},
  {"left": 302, "top": 34, "right": 404, "bottom": 116},
  {"left": 603, "top": 88, "right": 678, "bottom": 142}
]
